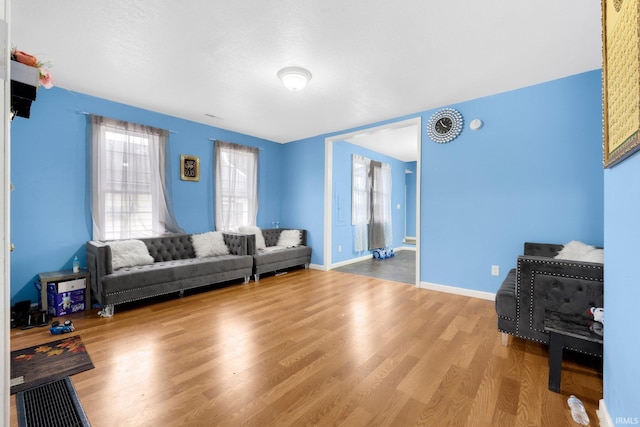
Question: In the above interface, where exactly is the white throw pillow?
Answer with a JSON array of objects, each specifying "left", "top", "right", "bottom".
[
  {"left": 277, "top": 229, "right": 302, "bottom": 247},
  {"left": 555, "top": 240, "right": 603, "bottom": 263},
  {"left": 191, "top": 231, "right": 230, "bottom": 258},
  {"left": 239, "top": 225, "right": 266, "bottom": 249},
  {"left": 581, "top": 248, "right": 604, "bottom": 264},
  {"left": 108, "top": 239, "right": 154, "bottom": 270},
  {"left": 555, "top": 240, "right": 594, "bottom": 260}
]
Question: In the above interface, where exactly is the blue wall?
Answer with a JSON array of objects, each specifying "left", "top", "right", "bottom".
[
  {"left": 331, "top": 141, "right": 408, "bottom": 264},
  {"left": 603, "top": 152, "right": 640, "bottom": 424},
  {"left": 419, "top": 70, "right": 604, "bottom": 293},
  {"left": 283, "top": 70, "right": 603, "bottom": 294},
  {"left": 279, "top": 136, "right": 325, "bottom": 266},
  {"left": 10, "top": 87, "right": 284, "bottom": 303},
  {"left": 281, "top": 114, "right": 421, "bottom": 268}
]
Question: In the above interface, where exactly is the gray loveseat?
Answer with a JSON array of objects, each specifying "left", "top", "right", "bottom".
[
  {"left": 495, "top": 242, "right": 604, "bottom": 356},
  {"left": 246, "top": 228, "right": 312, "bottom": 281},
  {"left": 86, "top": 233, "right": 252, "bottom": 316}
]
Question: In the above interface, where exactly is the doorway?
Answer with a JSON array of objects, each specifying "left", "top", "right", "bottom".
[{"left": 323, "top": 117, "right": 421, "bottom": 286}]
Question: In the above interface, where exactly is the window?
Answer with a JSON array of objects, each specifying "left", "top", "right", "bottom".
[
  {"left": 90, "top": 115, "right": 182, "bottom": 240},
  {"left": 352, "top": 154, "right": 370, "bottom": 252},
  {"left": 352, "top": 154, "right": 392, "bottom": 251},
  {"left": 215, "top": 140, "right": 259, "bottom": 231}
]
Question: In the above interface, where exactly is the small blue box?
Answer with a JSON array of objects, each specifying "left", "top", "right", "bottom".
[{"left": 47, "top": 282, "right": 86, "bottom": 317}]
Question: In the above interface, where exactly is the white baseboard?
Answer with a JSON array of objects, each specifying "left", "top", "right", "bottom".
[
  {"left": 419, "top": 281, "right": 496, "bottom": 301},
  {"left": 597, "top": 399, "right": 614, "bottom": 427},
  {"left": 311, "top": 266, "right": 496, "bottom": 302},
  {"left": 330, "top": 254, "right": 373, "bottom": 269}
]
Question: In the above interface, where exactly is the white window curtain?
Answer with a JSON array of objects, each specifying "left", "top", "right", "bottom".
[
  {"left": 381, "top": 162, "right": 393, "bottom": 247},
  {"left": 90, "top": 115, "right": 182, "bottom": 240},
  {"left": 369, "top": 161, "right": 390, "bottom": 250},
  {"left": 352, "top": 154, "right": 370, "bottom": 252},
  {"left": 215, "top": 140, "right": 259, "bottom": 231},
  {"left": 352, "top": 155, "right": 392, "bottom": 252}
]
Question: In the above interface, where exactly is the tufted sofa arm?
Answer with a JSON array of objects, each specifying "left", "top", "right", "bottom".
[
  {"left": 515, "top": 254, "right": 604, "bottom": 344},
  {"left": 86, "top": 240, "right": 111, "bottom": 302},
  {"left": 222, "top": 232, "right": 249, "bottom": 256},
  {"left": 495, "top": 242, "right": 604, "bottom": 355}
]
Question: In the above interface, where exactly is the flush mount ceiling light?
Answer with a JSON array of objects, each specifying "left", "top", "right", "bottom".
[{"left": 277, "top": 66, "right": 312, "bottom": 91}]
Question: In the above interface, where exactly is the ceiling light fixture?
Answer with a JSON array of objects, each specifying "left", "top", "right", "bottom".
[{"left": 277, "top": 66, "right": 312, "bottom": 91}]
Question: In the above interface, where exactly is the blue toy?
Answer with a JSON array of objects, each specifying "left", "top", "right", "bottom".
[
  {"left": 49, "top": 319, "right": 75, "bottom": 335},
  {"left": 373, "top": 247, "right": 395, "bottom": 259}
]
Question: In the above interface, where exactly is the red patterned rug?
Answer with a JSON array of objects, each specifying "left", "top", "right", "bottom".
[{"left": 10, "top": 335, "right": 94, "bottom": 394}]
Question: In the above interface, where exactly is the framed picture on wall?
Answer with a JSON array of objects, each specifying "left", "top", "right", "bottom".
[
  {"left": 602, "top": 0, "right": 640, "bottom": 168},
  {"left": 180, "top": 154, "right": 200, "bottom": 181}
]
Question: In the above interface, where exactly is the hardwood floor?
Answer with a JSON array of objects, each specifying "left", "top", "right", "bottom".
[{"left": 9, "top": 269, "right": 603, "bottom": 426}]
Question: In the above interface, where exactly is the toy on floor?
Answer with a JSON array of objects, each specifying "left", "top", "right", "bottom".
[
  {"left": 373, "top": 247, "right": 395, "bottom": 260},
  {"left": 49, "top": 319, "right": 75, "bottom": 335}
]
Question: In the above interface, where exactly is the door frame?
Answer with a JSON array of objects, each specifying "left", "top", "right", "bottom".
[{"left": 323, "top": 116, "right": 422, "bottom": 286}]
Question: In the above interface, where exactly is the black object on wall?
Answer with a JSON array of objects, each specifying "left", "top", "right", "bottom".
[
  {"left": 11, "top": 79, "right": 37, "bottom": 119},
  {"left": 10, "top": 60, "right": 39, "bottom": 119}
]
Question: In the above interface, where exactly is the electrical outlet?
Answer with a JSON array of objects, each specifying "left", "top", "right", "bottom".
[
  {"left": 491, "top": 265, "right": 499, "bottom": 276},
  {"left": 338, "top": 245, "right": 342, "bottom": 252}
]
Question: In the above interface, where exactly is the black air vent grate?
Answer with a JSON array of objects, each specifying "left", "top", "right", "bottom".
[{"left": 16, "top": 377, "right": 90, "bottom": 427}]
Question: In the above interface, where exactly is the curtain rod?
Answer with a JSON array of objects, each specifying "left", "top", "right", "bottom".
[
  {"left": 77, "top": 111, "right": 177, "bottom": 134},
  {"left": 209, "top": 138, "right": 264, "bottom": 150}
]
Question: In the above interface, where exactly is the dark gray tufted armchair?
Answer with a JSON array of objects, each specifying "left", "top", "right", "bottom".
[{"left": 495, "top": 242, "right": 603, "bottom": 356}]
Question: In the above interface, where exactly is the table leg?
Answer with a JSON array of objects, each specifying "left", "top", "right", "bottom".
[
  {"left": 548, "top": 331, "right": 563, "bottom": 393},
  {"left": 40, "top": 280, "right": 49, "bottom": 312}
]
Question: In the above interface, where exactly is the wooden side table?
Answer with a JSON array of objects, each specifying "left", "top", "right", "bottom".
[{"left": 38, "top": 269, "right": 91, "bottom": 313}]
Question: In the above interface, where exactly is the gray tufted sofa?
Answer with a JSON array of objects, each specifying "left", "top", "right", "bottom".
[
  {"left": 495, "top": 242, "right": 603, "bottom": 356},
  {"left": 86, "top": 233, "right": 252, "bottom": 316},
  {"left": 246, "top": 228, "right": 312, "bottom": 281}
]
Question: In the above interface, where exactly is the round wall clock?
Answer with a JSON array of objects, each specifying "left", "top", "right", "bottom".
[{"left": 426, "top": 108, "right": 463, "bottom": 143}]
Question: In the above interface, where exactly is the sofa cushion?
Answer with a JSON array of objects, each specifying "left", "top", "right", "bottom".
[
  {"left": 277, "top": 229, "right": 302, "bottom": 247},
  {"left": 191, "top": 231, "right": 230, "bottom": 257},
  {"left": 253, "top": 246, "right": 311, "bottom": 266},
  {"left": 107, "top": 239, "right": 154, "bottom": 270},
  {"left": 102, "top": 255, "right": 253, "bottom": 294},
  {"left": 239, "top": 226, "right": 266, "bottom": 249}
]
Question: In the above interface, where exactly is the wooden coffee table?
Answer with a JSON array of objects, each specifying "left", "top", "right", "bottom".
[{"left": 544, "top": 310, "right": 603, "bottom": 393}]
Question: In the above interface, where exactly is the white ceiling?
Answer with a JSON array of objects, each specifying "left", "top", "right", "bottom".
[
  {"left": 344, "top": 120, "right": 420, "bottom": 162},
  {"left": 11, "top": 1, "right": 602, "bottom": 161}
]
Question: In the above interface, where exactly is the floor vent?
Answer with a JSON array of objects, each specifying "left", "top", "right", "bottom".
[{"left": 16, "top": 377, "right": 90, "bottom": 427}]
